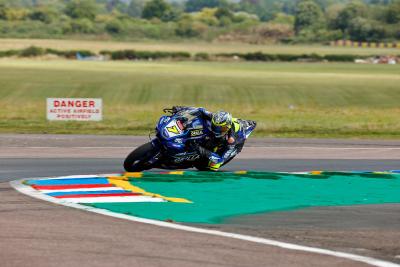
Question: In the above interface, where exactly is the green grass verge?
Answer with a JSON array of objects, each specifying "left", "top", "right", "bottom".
[{"left": 0, "top": 59, "right": 400, "bottom": 138}]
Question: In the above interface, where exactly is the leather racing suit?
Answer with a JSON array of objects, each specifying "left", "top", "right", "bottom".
[{"left": 171, "top": 106, "right": 255, "bottom": 171}]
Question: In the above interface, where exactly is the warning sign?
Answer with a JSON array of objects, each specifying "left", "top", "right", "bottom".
[{"left": 47, "top": 98, "right": 102, "bottom": 121}]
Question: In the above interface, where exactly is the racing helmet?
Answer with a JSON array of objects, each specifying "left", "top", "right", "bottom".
[{"left": 211, "top": 111, "right": 232, "bottom": 138}]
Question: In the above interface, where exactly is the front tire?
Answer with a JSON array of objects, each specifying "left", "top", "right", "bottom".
[{"left": 123, "top": 142, "right": 158, "bottom": 172}]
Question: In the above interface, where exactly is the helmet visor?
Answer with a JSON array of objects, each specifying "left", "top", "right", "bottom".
[{"left": 212, "top": 124, "right": 230, "bottom": 137}]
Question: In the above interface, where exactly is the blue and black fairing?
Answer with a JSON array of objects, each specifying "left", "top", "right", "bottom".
[{"left": 153, "top": 111, "right": 211, "bottom": 164}]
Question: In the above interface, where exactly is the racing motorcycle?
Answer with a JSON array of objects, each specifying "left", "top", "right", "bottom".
[{"left": 123, "top": 108, "right": 256, "bottom": 172}]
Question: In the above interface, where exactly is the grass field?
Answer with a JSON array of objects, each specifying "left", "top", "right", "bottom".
[
  {"left": 0, "top": 58, "right": 400, "bottom": 138},
  {"left": 1, "top": 38, "right": 399, "bottom": 55}
]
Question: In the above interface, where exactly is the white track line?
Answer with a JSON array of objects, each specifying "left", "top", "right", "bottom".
[
  {"left": 59, "top": 196, "right": 166, "bottom": 203},
  {"left": 10, "top": 176, "right": 400, "bottom": 267}
]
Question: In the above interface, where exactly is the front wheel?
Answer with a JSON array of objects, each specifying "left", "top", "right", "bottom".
[{"left": 123, "top": 142, "right": 159, "bottom": 172}]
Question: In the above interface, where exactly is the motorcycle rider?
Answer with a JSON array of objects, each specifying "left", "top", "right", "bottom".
[{"left": 171, "top": 106, "right": 256, "bottom": 171}]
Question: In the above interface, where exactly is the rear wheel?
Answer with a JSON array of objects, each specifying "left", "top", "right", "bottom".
[{"left": 123, "top": 142, "right": 158, "bottom": 172}]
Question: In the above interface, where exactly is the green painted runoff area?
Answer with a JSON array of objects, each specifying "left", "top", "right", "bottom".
[{"left": 87, "top": 171, "right": 400, "bottom": 224}]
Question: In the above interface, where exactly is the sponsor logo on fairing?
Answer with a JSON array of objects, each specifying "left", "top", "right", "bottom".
[
  {"left": 190, "top": 129, "right": 203, "bottom": 137},
  {"left": 174, "top": 154, "right": 200, "bottom": 163}
]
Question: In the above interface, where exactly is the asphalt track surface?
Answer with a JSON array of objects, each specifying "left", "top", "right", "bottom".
[{"left": 1, "top": 134, "right": 400, "bottom": 267}]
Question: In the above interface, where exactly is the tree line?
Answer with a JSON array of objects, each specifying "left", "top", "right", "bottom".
[{"left": 0, "top": 0, "right": 399, "bottom": 42}]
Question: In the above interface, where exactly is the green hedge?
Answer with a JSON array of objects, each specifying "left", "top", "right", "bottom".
[
  {"left": 217, "top": 52, "right": 366, "bottom": 62},
  {"left": 323, "top": 54, "right": 361, "bottom": 62},
  {"left": 20, "top": 46, "right": 45, "bottom": 57},
  {"left": 0, "top": 50, "right": 19, "bottom": 57},
  {"left": 194, "top": 52, "right": 210, "bottom": 61},
  {"left": 100, "top": 50, "right": 191, "bottom": 60},
  {"left": 0, "top": 47, "right": 379, "bottom": 63},
  {"left": 45, "top": 48, "right": 96, "bottom": 58},
  {"left": 0, "top": 46, "right": 96, "bottom": 59}
]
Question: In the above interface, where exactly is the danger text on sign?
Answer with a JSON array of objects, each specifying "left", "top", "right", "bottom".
[{"left": 47, "top": 98, "right": 102, "bottom": 121}]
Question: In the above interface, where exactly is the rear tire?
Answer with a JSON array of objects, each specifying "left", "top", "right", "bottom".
[{"left": 123, "top": 142, "right": 158, "bottom": 172}]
